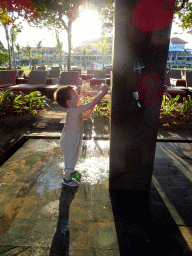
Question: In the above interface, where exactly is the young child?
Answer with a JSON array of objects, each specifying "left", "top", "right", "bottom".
[{"left": 54, "top": 84, "right": 108, "bottom": 186}]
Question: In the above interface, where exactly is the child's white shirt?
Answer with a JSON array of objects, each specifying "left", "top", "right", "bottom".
[{"left": 60, "top": 107, "right": 83, "bottom": 173}]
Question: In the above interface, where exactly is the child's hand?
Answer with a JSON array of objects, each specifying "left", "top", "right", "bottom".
[{"left": 102, "top": 84, "right": 108, "bottom": 95}]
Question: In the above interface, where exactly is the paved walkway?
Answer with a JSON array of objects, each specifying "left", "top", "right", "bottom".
[
  {"left": 0, "top": 138, "right": 192, "bottom": 255},
  {"left": 0, "top": 82, "right": 192, "bottom": 255}
]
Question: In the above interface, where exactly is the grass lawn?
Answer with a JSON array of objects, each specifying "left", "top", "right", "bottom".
[{"left": 20, "top": 66, "right": 32, "bottom": 76}]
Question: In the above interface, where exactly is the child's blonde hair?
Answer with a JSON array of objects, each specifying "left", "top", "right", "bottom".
[{"left": 54, "top": 86, "right": 74, "bottom": 108}]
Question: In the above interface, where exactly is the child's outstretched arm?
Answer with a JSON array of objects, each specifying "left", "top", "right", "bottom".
[
  {"left": 82, "top": 106, "right": 94, "bottom": 119},
  {"left": 77, "top": 84, "right": 108, "bottom": 115}
]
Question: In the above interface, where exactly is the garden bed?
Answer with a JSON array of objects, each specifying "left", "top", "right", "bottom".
[
  {"left": 0, "top": 108, "right": 47, "bottom": 132},
  {"left": 159, "top": 113, "right": 192, "bottom": 133},
  {"left": 0, "top": 92, "right": 191, "bottom": 141}
]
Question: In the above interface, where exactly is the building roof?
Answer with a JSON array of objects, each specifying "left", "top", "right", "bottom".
[
  {"left": 32, "top": 47, "right": 57, "bottom": 51},
  {"left": 171, "top": 37, "right": 188, "bottom": 44}
]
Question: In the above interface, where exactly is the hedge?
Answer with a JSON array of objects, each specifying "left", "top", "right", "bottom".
[{"left": 172, "top": 65, "right": 189, "bottom": 68}]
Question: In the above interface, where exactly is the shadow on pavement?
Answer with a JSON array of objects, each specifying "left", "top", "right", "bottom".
[
  {"left": 49, "top": 185, "right": 78, "bottom": 256},
  {"left": 109, "top": 188, "right": 192, "bottom": 256}
]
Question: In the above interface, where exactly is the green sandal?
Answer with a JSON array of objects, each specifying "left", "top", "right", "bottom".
[{"left": 62, "top": 178, "right": 79, "bottom": 187}]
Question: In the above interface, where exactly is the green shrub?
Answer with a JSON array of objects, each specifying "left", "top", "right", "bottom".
[
  {"left": 0, "top": 67, "right": 7, "bottom": 70},
  {"left": 0, "top": 89, "right": 50, "bottom": 116},
  {"left": 179, "top": 96, "right": 192, "bottom": 117},
  {"left": 17, "top": 65, "right": 22, "bottom": 69},
  {"left": 93, "top": 99, "right": 110, "bottom": 118},
  {"left": 178, "top": 65, "right": 189, "bottom": 68},
  {"left": 161, "top": 94, "right": 180, "bottom": 115},
  {"left": 172, "top": 65, "right": 189, "bottom": 68},
  {"left": 0, "top": 50, "right": 9, "bottom": 66}
]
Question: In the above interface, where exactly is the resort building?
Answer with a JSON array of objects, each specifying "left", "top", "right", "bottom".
[
  {"left": 167, "top": 37, "right": 192, "bottom": 66},
  {"left": 70, "top": 36, "right": 192, "bottom": 68},
  {"left": 1, "top": 36, "right": 192, "bottom": 68},
  {"left": 67, "top": 37, "right": 113, "bottom": 68}
]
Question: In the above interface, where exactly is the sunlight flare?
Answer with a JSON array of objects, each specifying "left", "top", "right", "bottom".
[{"left": 72, "top": 9, "right": 102, "bottom": 47}]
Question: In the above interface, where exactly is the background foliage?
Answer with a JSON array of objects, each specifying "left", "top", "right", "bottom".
[
  {"left": 0, "top": 50, "right": 9, "bottom": 66},
  {"left": 0, "top": 89, "right": 50, "bottom": 116}
]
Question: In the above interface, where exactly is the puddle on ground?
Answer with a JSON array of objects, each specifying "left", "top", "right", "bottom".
[
  {"left": 0, "top": 139, "right": 109, "bottom": 196},
  {"left": 58, "top": 140, "right": 109, "bottom": 185},
  {"left": 20, "top": 139, "right": 59, "bottom": 153}
]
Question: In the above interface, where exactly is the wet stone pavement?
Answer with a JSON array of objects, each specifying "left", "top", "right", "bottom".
[
  {"left": 0, "top": 137, "right": 192, "bottom": 255},
  {"left": 0, "top": 139, "right": 118, "bottom": 255},
  {"left": 0, "top": 83, "right": 192, "bottom": 255}
]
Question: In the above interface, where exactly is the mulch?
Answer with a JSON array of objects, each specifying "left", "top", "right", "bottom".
[{"left": 159, "top": 113, "right": 192, "bottom": 135}]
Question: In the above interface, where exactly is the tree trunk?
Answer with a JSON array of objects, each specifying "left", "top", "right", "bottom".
[
  {"left": 38, "top": 53, "right": 40, "bottom": 66},
  {"left": 18, "top": 52, "right": 20, "bottom": 65},
  {"left": 83, "top": 56, "right": 86, "bottom": 70},
  {"left": 60, "top": 52, "right": 62, "bottom": 68},
  {"left": 28, "top": 53, "right": 31, "bottom": 67},
  {"left": 4, "top": 25, "right": 11, "bottom": 70},
  {"left": 12, "top": 41, "right": 16, "bottom": 71},
  {"left": 102, "top": 56, "right": 105, "bottom": 69},
  {"left": 67, "top": 20, "right": 72, "bottom": 71}
]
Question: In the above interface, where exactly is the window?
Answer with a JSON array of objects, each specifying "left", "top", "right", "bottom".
[
  {"left": 89, "top": 56, "right": 96, "bottom": 60},
  {"left": 73, "top": 56, "right": 80, "bottom": 60}
]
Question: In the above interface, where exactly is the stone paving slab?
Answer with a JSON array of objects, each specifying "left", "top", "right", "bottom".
[
  {"left": 1, "top": 81, "right": 192, "bottom": 255},
  {"left": 0, "top": 82, "right": 191, "bottom": 168},
  {"left": 0, "top": 246, "right": 51, "bottom": 256},
  {"left": 0, "top": 138, "right": 192, "bottom": 255},
  {"left": 0, "top": 139, "right": 119, "bottom": 255}
]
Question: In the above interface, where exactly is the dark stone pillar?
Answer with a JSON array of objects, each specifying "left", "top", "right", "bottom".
[
  {"left": 110, "top": 0, "right": 175, "bottom": 190},
  {"left": 109, "top": 0, "right": 175, "bottom": 254}
]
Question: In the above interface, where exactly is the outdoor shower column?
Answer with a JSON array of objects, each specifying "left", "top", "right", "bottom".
[
  {"left": 110, "top": 0, "right": 175, "bottom": 190},
  {"left": 109, "top": 0, "right": 175, "bottom": 254}
]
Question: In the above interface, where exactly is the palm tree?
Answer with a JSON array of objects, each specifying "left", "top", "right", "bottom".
[
  {"left": 1, "top": 12, "right": 14, "bottom": 70},
  {"left": 53, "top": 52, "right": 59, "bottom": 63},
  {"left": 15, "top": 43, "right": 21, "bottom": 65},
  {"left": 36, "top": 40, "right": 43, "bottom": 66},
  {"left": 10, "top": 26, "right": 21, "bottom": 70},
  {"left": 81, "top": 44, "right": 90, "bottom": 70},
  {"left": 41, "top": 47, "right": 46, "bottom": 62},
  {"left": 3, "top": 24, "right": 11, "bottom": 70},
  {"left": 26, "top": 43, "right": 32, "bottom": 66},
  {"left": 56, "top": 31, "right": 64, "bottom": 68},
  {"left": 93, "top": 38, "right": 110, "bottom": 67}
]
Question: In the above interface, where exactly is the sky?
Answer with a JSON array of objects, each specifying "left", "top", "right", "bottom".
[
  {"left": 171, "top": 21, "right": 192, "bottom": 49},
  {"left": 0, "top": 10, "right": 102, "bottom": 52},
  {"left": 1, "top": 10, "right": 192, "bottom": 51}
]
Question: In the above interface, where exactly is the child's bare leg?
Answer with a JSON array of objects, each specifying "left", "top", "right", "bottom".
[{"left": 62, "top": 151, "right": 80, "bottom": 185}]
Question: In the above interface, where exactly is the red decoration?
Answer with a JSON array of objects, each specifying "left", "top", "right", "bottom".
[{"left": 132, "top": 0, "right": 175, "bottom": 32}]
